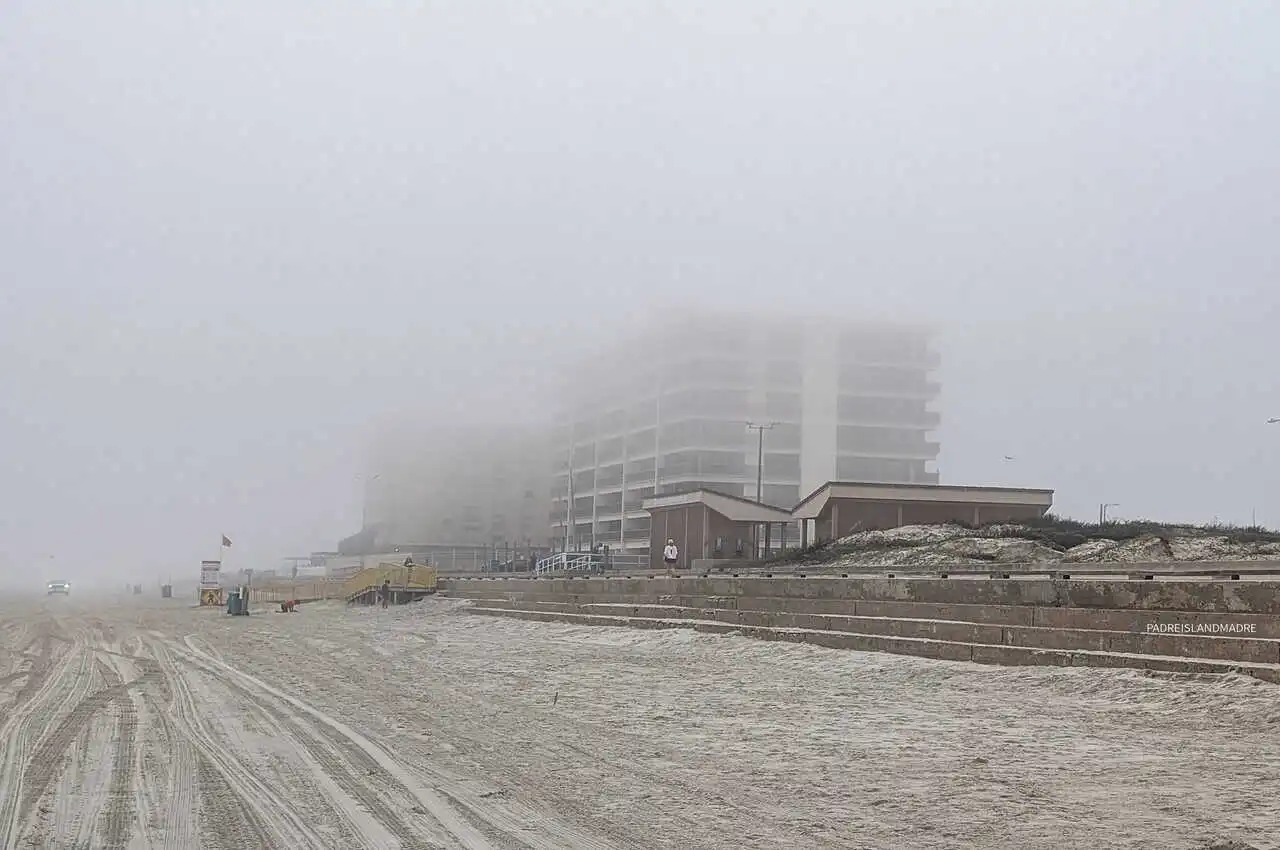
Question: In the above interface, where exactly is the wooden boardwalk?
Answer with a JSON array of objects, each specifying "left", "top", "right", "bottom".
[
  {"left": 343, "top": 564, "right": 439, "bottom": 606},
  {"left": 346, "top": 584, "right": 437, "bottom": 606}
]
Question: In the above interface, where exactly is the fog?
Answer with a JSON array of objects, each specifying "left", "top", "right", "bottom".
[{"left": 2, "top": 2, "right": 1277, "bottom": 587}]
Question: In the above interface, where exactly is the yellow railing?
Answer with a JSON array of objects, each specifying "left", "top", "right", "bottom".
[
  {"left": 247, "top": 580, "right": 344, "bottom": 604},
  {"left": 342, "top": 564, "right": 438, "bottom": 600}
]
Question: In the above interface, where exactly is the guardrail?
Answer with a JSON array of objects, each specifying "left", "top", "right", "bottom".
[
  {"left": 443, "top": 559, "right": 1280, "bottom": 581},
  {"left": 534, "top": 552, "right": 648, "bottom": 575}
]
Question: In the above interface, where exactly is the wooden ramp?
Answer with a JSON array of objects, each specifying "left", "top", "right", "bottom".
[{"left": 344, "top": 564, "right": 438, "bottom": 606}]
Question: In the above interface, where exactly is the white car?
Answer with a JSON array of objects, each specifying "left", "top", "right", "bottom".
[{"left": 47, "top": 580, "right": 71, "bottom": 596}]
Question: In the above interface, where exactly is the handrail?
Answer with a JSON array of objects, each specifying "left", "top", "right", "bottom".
[
  {"left": 443, "top": 559, "right": 1280, "bottom": 581},
  {"left": 342, "top": 563, "right": 438, "bottom": 599},
  {"left": 534, "top": 552, "right": 649, "bottom": 575}
]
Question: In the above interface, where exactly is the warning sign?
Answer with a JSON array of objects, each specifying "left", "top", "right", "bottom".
[
  {"left": 200, "top": 560, "right": 221, "bottom": 589},
  {"left": 199, "top": 587, "right": 223, "bottom": 607}
]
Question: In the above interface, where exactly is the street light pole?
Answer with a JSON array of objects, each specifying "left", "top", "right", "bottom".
[
  {"left": 745, "top": 422, "right": 778, "bottom": 504},
  {"left": 746, "top": 421, "right": 778, "bottom": 559}
]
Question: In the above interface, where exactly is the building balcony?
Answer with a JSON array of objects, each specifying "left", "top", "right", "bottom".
[
  {"left": 837, "top": 410, "right": 941, "bottom": 430},
  {"left": 838, "top": 349, "right": 941, "bottom": 370},
  {"left": 837, "top": 380, "right": 942, "bottom": 399},
  {"left": 835, "top": 442, "right": 941, "bottom": 459}
]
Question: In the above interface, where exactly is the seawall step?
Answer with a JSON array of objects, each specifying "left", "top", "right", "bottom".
[
  {"left": 458, "top": 605, "right": 1280, "bottom": 684},
  {"left": 440, "top": 577, "right": 1280, "bottom": 615},
  {"left": 448, "top": 598, "right": 1280, "bottom": 663},
  {"left": 439, "top": 592, "right": 1280, "bottom": 638}
]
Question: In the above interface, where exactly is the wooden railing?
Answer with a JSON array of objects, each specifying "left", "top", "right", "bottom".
[
  {"left": 342, "top": 564, "right": 438, "bottom": 600},
  {"left": 247, "top": 578, "right": 345, "bottom": 604}
]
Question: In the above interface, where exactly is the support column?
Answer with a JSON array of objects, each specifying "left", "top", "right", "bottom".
[
  {"left": 801, "top": 519, "right": 809, "bottom": 548},
  {"left": 683, "top": 506, "right": 690, "bottom": 570},
  {"left": 973, "top": 505, "right": 981, "bottom": 525},
  {"left": 896, "top": 504, "right": 904, "bottom": 528},
  {"left": 831, "top": 502, "right": 840, "bottom": 541},
  {"left": 702, "top": 504, "right": 711, "bottom": 560}
]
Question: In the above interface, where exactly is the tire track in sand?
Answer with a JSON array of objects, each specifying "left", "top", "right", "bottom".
[
  {"left": 10, "top": 653, "right": 154, "bottom": 849},
  {"left": 146, "top": 638, "right": 322, "bottom": 849},
  {"left": 195, "top": 756, "right": 278, "bottom": 850},
  {"left": 178, "top": 634, "right": 625, "bottom": 849},
  {"left": 0, "top": 622, "right": 94, "bottom": 847},
  {"left": 177, "top": 650, "right": 452, "bottom": 850},
  {"left": 16, "top": 658, "right": 155, "bottom": 826},
  {"left": 178, "top": 635, "right": 501, "bottom": 850},
  {"left": 97, "top": 668, "right": 142, "bottom": 849}
]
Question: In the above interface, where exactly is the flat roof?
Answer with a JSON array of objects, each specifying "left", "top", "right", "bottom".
[
  {"left": 792, "top": 481, "right": 1055, "bottom": 520},
  {"left": 642, "top": 489, "right": 794, "bottom": 523}
]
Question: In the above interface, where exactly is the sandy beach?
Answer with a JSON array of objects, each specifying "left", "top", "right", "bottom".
[{"left": 0, "top": 594, "right": 1275, "bottom": 849}]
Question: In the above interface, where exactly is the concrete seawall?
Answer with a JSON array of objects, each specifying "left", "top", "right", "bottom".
[
  {"left": 441, "top": 576, "right": 1280, "bottom": 614},
  {"left": 440, "top": 577, "right": 1280, "bottom": 683}
]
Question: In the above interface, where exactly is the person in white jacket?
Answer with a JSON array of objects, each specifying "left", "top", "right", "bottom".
[{"left": 662, "top": 539, "right": 679, "bottom": 575}]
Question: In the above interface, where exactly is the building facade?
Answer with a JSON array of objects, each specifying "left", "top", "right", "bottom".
[
  {"left": 550, "top": 314, "right": 941, "bottom": 554},
  {"left": 360, "top": 421, "right": 552, "bottom": 554}
]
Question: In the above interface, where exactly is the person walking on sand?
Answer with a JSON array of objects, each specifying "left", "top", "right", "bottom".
[
  {"left": 380, "top": 578, "right": 391, "bottom": 609},
  {"left": 662, "top": 538, "right": 679, "bottom": 576}
]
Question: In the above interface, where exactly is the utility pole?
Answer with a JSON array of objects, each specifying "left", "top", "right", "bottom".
[
  {"left": 745, "top": 422, "right": 778, "bottom": 503},
  {"left": 1099, "top": 503, "right": 1120, "bottom": 525},
  {"left": 565, "top": 438, "right": 575, "bottom": 553},
  {"left": 654, "top": 363, "right": 663, "bottom": 499},
  {"left": 746, "top": 421, "right": 778, "bottom": 559}
]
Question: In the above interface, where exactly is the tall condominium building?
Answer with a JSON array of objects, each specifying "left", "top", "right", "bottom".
[
  {"left": 550, "top": 314, "right": 941, "bottom": 554},
  {"left": 361, "top": 422, "right": 552, "bottom": 551}
]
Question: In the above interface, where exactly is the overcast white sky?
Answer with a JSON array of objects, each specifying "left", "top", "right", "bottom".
[{"left": 2, "top": 2, "right": 1277, "bottom": 585}]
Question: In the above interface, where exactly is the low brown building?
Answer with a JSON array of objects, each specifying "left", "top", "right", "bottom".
[
  {"left": 792, "top": 481, "right": 1054, "bottom": 544},
  {"left": 641, "top": 489, "right": 792, "bottom": 568},
  {"left": 643, "top": 481, "right": 1054, "bottom": 566}
]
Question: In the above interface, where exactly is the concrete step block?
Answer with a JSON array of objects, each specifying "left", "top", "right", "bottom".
[
  {"left": 459, "top": 606, "right": 1280, "bottom": 685},
  {"left": 572, "top": 603, "right": 1280, "bottom": 664}
]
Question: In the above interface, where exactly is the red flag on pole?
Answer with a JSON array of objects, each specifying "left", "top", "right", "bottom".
[{"left": 222, "top": 535, "right": 232, "bottom": 548}]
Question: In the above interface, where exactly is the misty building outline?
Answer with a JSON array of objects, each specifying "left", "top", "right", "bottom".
[{"left": 551, "top": 314, "right": 940, "bottom": 554}]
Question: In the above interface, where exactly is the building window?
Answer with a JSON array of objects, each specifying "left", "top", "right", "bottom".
[
  {"left": 838, "top": 331, "right": 933, "bottom": 364},
  {"left": 626, "top": 428, "right": 657, "bottom": 457},
  {"left": 837, "top": 425, "right": 936, "bottom": 456},
  {"left": 761, "top": 452, "right": 801, "bottom": 479},
  {"left": 760, "top": 484, "right": 800, "bottom": 508},
  {"left": 627, "top": 401, "right": 657, "bottom": 429},
  {"left": 572, "top": 444, "right": 595, "bottom": 468},
  {"left": 597, "top": 437, "right": 624, "bottom": 463},
  {"left": 836, "top": 456, "right": 914, "bottom": 482},
  {"left": 838, "top": 364, "right": 935, "bottom": 395},
  {"left": 838, "top": 395, "right": 938, "bottom": 425},
  {"left": 658, "top": 449, "right": 747, "bottom": 479},
  {"left": 595, "top": 464, "right": 624, "bottom": 488},
  {"left": 600, "top": 408, "right": 628, "bottom": 435}
]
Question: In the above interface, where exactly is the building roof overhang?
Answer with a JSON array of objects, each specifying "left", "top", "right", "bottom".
[
  {"left": 641, "top": 489, "right": 794, "bottom": 524},
  {"left": 791, "top": 481, "right": 1055, "bottom": 520}
]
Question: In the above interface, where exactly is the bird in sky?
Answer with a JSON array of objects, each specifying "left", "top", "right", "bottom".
[
  {"left": 1003, "top": 455, "right": 1016, "bottom": 461},
  {"left": 1267, "top": 418, "right": 1279, "bottom": 424}
]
